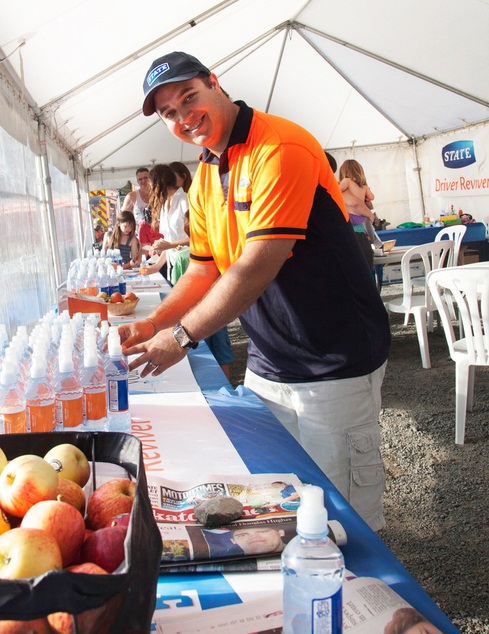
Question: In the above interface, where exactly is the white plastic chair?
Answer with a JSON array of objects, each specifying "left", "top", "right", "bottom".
[
  {"left": 384, "top": 240, "right": 454, "bottom": 369},
  {"left": 435, "top": 224, "right": 466, "bottom": 266},
  {"left": 427, "top": 266, "right": 489, "bottom": 444}
]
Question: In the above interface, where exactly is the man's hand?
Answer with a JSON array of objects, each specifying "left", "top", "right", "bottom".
[
  {"left": 125, "top": 328, "right": 188, "bottom": 378},
  {"left": 118, "top": 319, "right": 156, "bottom": 351},
  {"left": 153, "top": 239, "right": 173, "bottom": 254}
]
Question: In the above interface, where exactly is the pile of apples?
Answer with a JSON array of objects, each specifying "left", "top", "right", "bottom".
[
  {"left": 0, "top": 443, "right": 136, "bottom": 633},
  {"left": 96, "top": 291, "right": 138, "bottom": 304}
]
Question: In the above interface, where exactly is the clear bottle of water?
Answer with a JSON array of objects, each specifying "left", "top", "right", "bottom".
[
  {"left": 140, "top": 254, "right": 150, "bottom": 284},
  {"left": 96, "top": 264, "right": 109, "bottom": 296},
  {"left": 55, "top": 343, "right": 84, "bottom": 431},
  {"left": 116, "top": 265, "right": 127, "bottom": 295},
  {"left": 85, "top": 263, "right": 98, "bottom": 297},
  {"left": 81, "top": 336, "right": 108, "bottom": 431},
  {"left": 107, "top": 267, "right": 119, "bottom": 297},
  {"left": 0, "top": 360, "right": 27, "bottom": 434},
  {"left": 281, "top": 485, "right": 345, "bottom": 634},
  {"left": 106, "top": 333, "right": 131, "bottom": 432},
  {"left": 25, "top": 354, "right": 57, "bottom": 433}
]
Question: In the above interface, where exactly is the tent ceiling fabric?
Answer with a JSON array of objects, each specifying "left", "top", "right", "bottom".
[{"left": 1, "top": 0, "right": 488, "bottom": 176}]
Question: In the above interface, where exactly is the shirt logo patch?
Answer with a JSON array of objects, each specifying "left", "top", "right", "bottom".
[
  {"left": 239, "top": 177, "right": 250, "bottom": 188},
  {"left": 147, "top": 63, "right": 170, "bottom": 87}
]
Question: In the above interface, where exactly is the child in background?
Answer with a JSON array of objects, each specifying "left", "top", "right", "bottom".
[
  {"left": 102, "top": 210, "right": 140, "bottom": 268},
  {"left": 172, "top": 211, "right": 235, "bottom": 382}
]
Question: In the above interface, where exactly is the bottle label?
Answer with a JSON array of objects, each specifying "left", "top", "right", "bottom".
[
  {"left": 84, "top": 390, "right": 107, "bottom": 421},
  {"left": 56, "top": 397, "right": 84, "bottom": 428},
  {"left": 27, "top": 402, "right": 56, "bottom": 433},
  {"left": 108, "top": 377, "right": 129, "bottom": 412},
  {"left": 0, "top": 410, "right": 27, "bottom": 434},
  {"left": 119, "top": 282, "right": 127, "bottom": 295},
  {"left": 312, "top": 587, "right": 342, "bottom": 634}
]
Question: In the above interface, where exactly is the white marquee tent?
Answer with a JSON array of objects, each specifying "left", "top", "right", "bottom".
[{"left": 1, "top": 0, "right": 489, "bottom": 329}]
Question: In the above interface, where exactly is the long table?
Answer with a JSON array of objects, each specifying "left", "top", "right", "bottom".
[
  {"left": 377, "top": 221, "right": 488, "bottom": 256},
  {"left": 124, "top": 278, "right": 460, "bottom": 633}
]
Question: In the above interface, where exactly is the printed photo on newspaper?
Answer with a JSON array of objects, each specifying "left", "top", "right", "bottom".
[{"left": 145, "top": 473, "right": 346, "bottom": 570}]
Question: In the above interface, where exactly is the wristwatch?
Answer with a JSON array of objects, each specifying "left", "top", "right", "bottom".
[{"left": 173, "top": 323, "right": 199, "bottom": 349}]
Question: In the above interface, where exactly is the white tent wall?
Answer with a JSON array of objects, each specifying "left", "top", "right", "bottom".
[{"left": 0, "top": 68, "right": 89, "bottom": 337}]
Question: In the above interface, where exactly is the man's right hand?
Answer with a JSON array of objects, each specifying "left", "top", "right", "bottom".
[{"left": 118, "top": 318, "right": 156, "bottom": 352}]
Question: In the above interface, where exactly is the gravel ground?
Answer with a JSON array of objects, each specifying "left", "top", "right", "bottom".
[{"left": 227, "top": 282, "right": 489, "bottom": 634}]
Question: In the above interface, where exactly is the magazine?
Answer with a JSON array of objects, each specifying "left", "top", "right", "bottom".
[{"left": 145, "top": 473, "right": 347, "bottom": 569}]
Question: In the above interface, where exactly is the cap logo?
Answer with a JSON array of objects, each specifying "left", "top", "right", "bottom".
[{"left": 147, "top": 62, "right": 170, "bottom": 87}]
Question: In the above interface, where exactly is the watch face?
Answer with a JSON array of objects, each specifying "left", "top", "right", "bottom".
[{"left": 173, "top": 325, "right": 197, "bottom": 349}]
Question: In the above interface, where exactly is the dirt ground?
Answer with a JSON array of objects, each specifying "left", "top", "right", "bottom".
[{"left": 227, "top": 282, "right": 489, "bottom": 634}]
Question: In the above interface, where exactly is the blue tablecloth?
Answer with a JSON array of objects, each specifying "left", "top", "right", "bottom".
[
  {"left": 377, "top": 222, "right": 487, "bottom": 255},
  {"left": 185, "top": 344, "right": 460, "bottom": 633}
]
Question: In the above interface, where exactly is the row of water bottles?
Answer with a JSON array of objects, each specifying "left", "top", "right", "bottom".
[
  {"left": 0, "top": 311, "right": 131, "bottom": 436},
  {"left": 66, "top": 251, "right": 127, "bottom": 297}
]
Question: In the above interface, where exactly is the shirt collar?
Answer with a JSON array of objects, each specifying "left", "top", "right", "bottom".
[{"left": 200, "top": 100, "right": 253, "bottom": 164}]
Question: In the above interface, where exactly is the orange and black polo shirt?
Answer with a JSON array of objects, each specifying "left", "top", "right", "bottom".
[{"left": 189, "top": 102, "right": 390, "bottom": 382}]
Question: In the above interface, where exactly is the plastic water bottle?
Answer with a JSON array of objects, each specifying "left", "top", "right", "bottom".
[
  {"left": 55, "top": 344, "right": 84, "bottom": 431},
  {"left": 107, "top": 267, "right": 119, "bottom": 297},
  {"left": 116, "top": 265, "right": 127, "bottom": 295},
  {"left": 281, "top": 485, "right": 345, "bottom": 634},
  {"left": 25, "top": 355, "right": 56, "bottom": 433},
  {"left": 97, "top": 265, "right": 109, "bottom": 296},
  {"left": 0, "top": 361, "right": 27, "bottom": 434},
  {"left": 106, "top": 333, "right": 131, "bottom": 432},
  {"left": 81, "top": 336, "right": 108, "bottom": 431},
  {"left": 140, "top": 254, "right": 150, "bottom": 284}
]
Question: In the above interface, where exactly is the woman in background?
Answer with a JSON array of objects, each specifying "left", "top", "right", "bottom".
[
  {"left": 147, "top": 164, "right": 189, "bottom": 281},
  {"left": 339, "top": 159, "right": 382, "bottom": 268},
  {"left": 169, "top": 161, "right": 192, "bottom": 193}
]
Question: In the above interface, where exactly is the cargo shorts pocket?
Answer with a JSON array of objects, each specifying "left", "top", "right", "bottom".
[{"left": 347, "top": 425, "right": 386, "bottom": 529}]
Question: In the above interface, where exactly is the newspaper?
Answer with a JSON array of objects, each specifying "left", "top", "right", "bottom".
[
  {"left": 146, "top": 473, "right": 346, "bottom": 570},
  {"left": 153, "top": 571, "right": 445, "bottom": 633}
]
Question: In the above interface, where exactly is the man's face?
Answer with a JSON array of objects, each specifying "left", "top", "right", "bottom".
[
  {"left": 231, "top": 528, "right": 285, "bottom": 555},
  {"left": 153, "top": 74, "right": 234, "bottom": 155},
  {"left": 137, "top": 171, "right": 150, "bottom": 193}
]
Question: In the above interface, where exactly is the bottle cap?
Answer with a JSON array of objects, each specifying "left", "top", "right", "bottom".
[
  {"left": 296, "top": 485, "right": 328, "bottom": 536},
  {"left": 0, "top": 361, "right": 17, "bottom": 386}
]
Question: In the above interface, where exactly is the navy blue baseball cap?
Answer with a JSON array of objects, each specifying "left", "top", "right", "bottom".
[{"left": 142, "top": 51, "right": 210, "bottom": 116}]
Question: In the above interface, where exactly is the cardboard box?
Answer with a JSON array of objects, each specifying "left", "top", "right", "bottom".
[
  {"left": 58, "top": 291, "right": 108, "bottom": 320},
  {"left": 459, "top": 246, "right": 479, "bottom": 265}
]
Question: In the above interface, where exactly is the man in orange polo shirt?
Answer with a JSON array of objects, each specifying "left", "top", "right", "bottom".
[{"left": 120, "top": 52, "right": 391, "bottom": 531}]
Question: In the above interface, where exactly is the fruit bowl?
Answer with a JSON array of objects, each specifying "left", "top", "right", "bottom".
[{"left": 107, "top": 298, "right": 139, "bottom": 316}]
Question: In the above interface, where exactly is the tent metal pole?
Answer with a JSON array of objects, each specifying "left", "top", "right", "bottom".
[
  {"left": 71, "top": 156, "right": 86, "bottom": 259},
  {"left": 38, "top": 123, "right": 63, "bottom": 290},
  {"left": 297, "top": 23, "right": 489, "bottom": 109},
  {"left": 265, "top": 26, "right": 290, "bottom": 112},
  {"left": 412, "top": 139, "right": 426, "bottom": 217}
]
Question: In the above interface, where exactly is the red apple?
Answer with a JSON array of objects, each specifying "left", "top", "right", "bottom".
[
  {"left": 86, "top": 479, "right": 135, "bottom": 530},
  {"left": 0, "top": 454, "right": 58, "bottom": 518},
  {"left": 110, "top": 292, "right": 123, "bottom": 303},
  {"left": 70, "top": 529, "right": 93, "bottom": 566},
  {"left": 0, "top": 446, "right": 8, "bottom": 474},
  {"left": 66, "top": 562, "right": 108, "bottom": 574},
  {"left": 80, "top": 525, "right": 127, "bottom": 573},
  {"left": 56, "top": 479, "right": 86, "bottom": 514},
  {"left": 0, "top": 510, "right": 10, "bottom": 535},
  {"left": 0, "top": 617, "right": 53, "bottom": 633},
  {"left": 106, "top": 512, "right": 130, "bottom": 530},
  {"left": 47, "top": 605, "right": 107, "bottom": 634},
  {"left": 43, "top": 443, "right": 91, "bottom": 487},
  {"left": 0, "top": 527, "right": 62, "bottom": 578},
  {"left": 123, "top": 292, "right": 137, "bottom": 301},
  {"left": 21, "top": 500, "right": 85, "bottom": 567}
]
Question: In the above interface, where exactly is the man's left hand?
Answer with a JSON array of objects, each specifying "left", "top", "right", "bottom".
[{"left": 125, "top": 328, "right": 188, "bottom": 377}]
